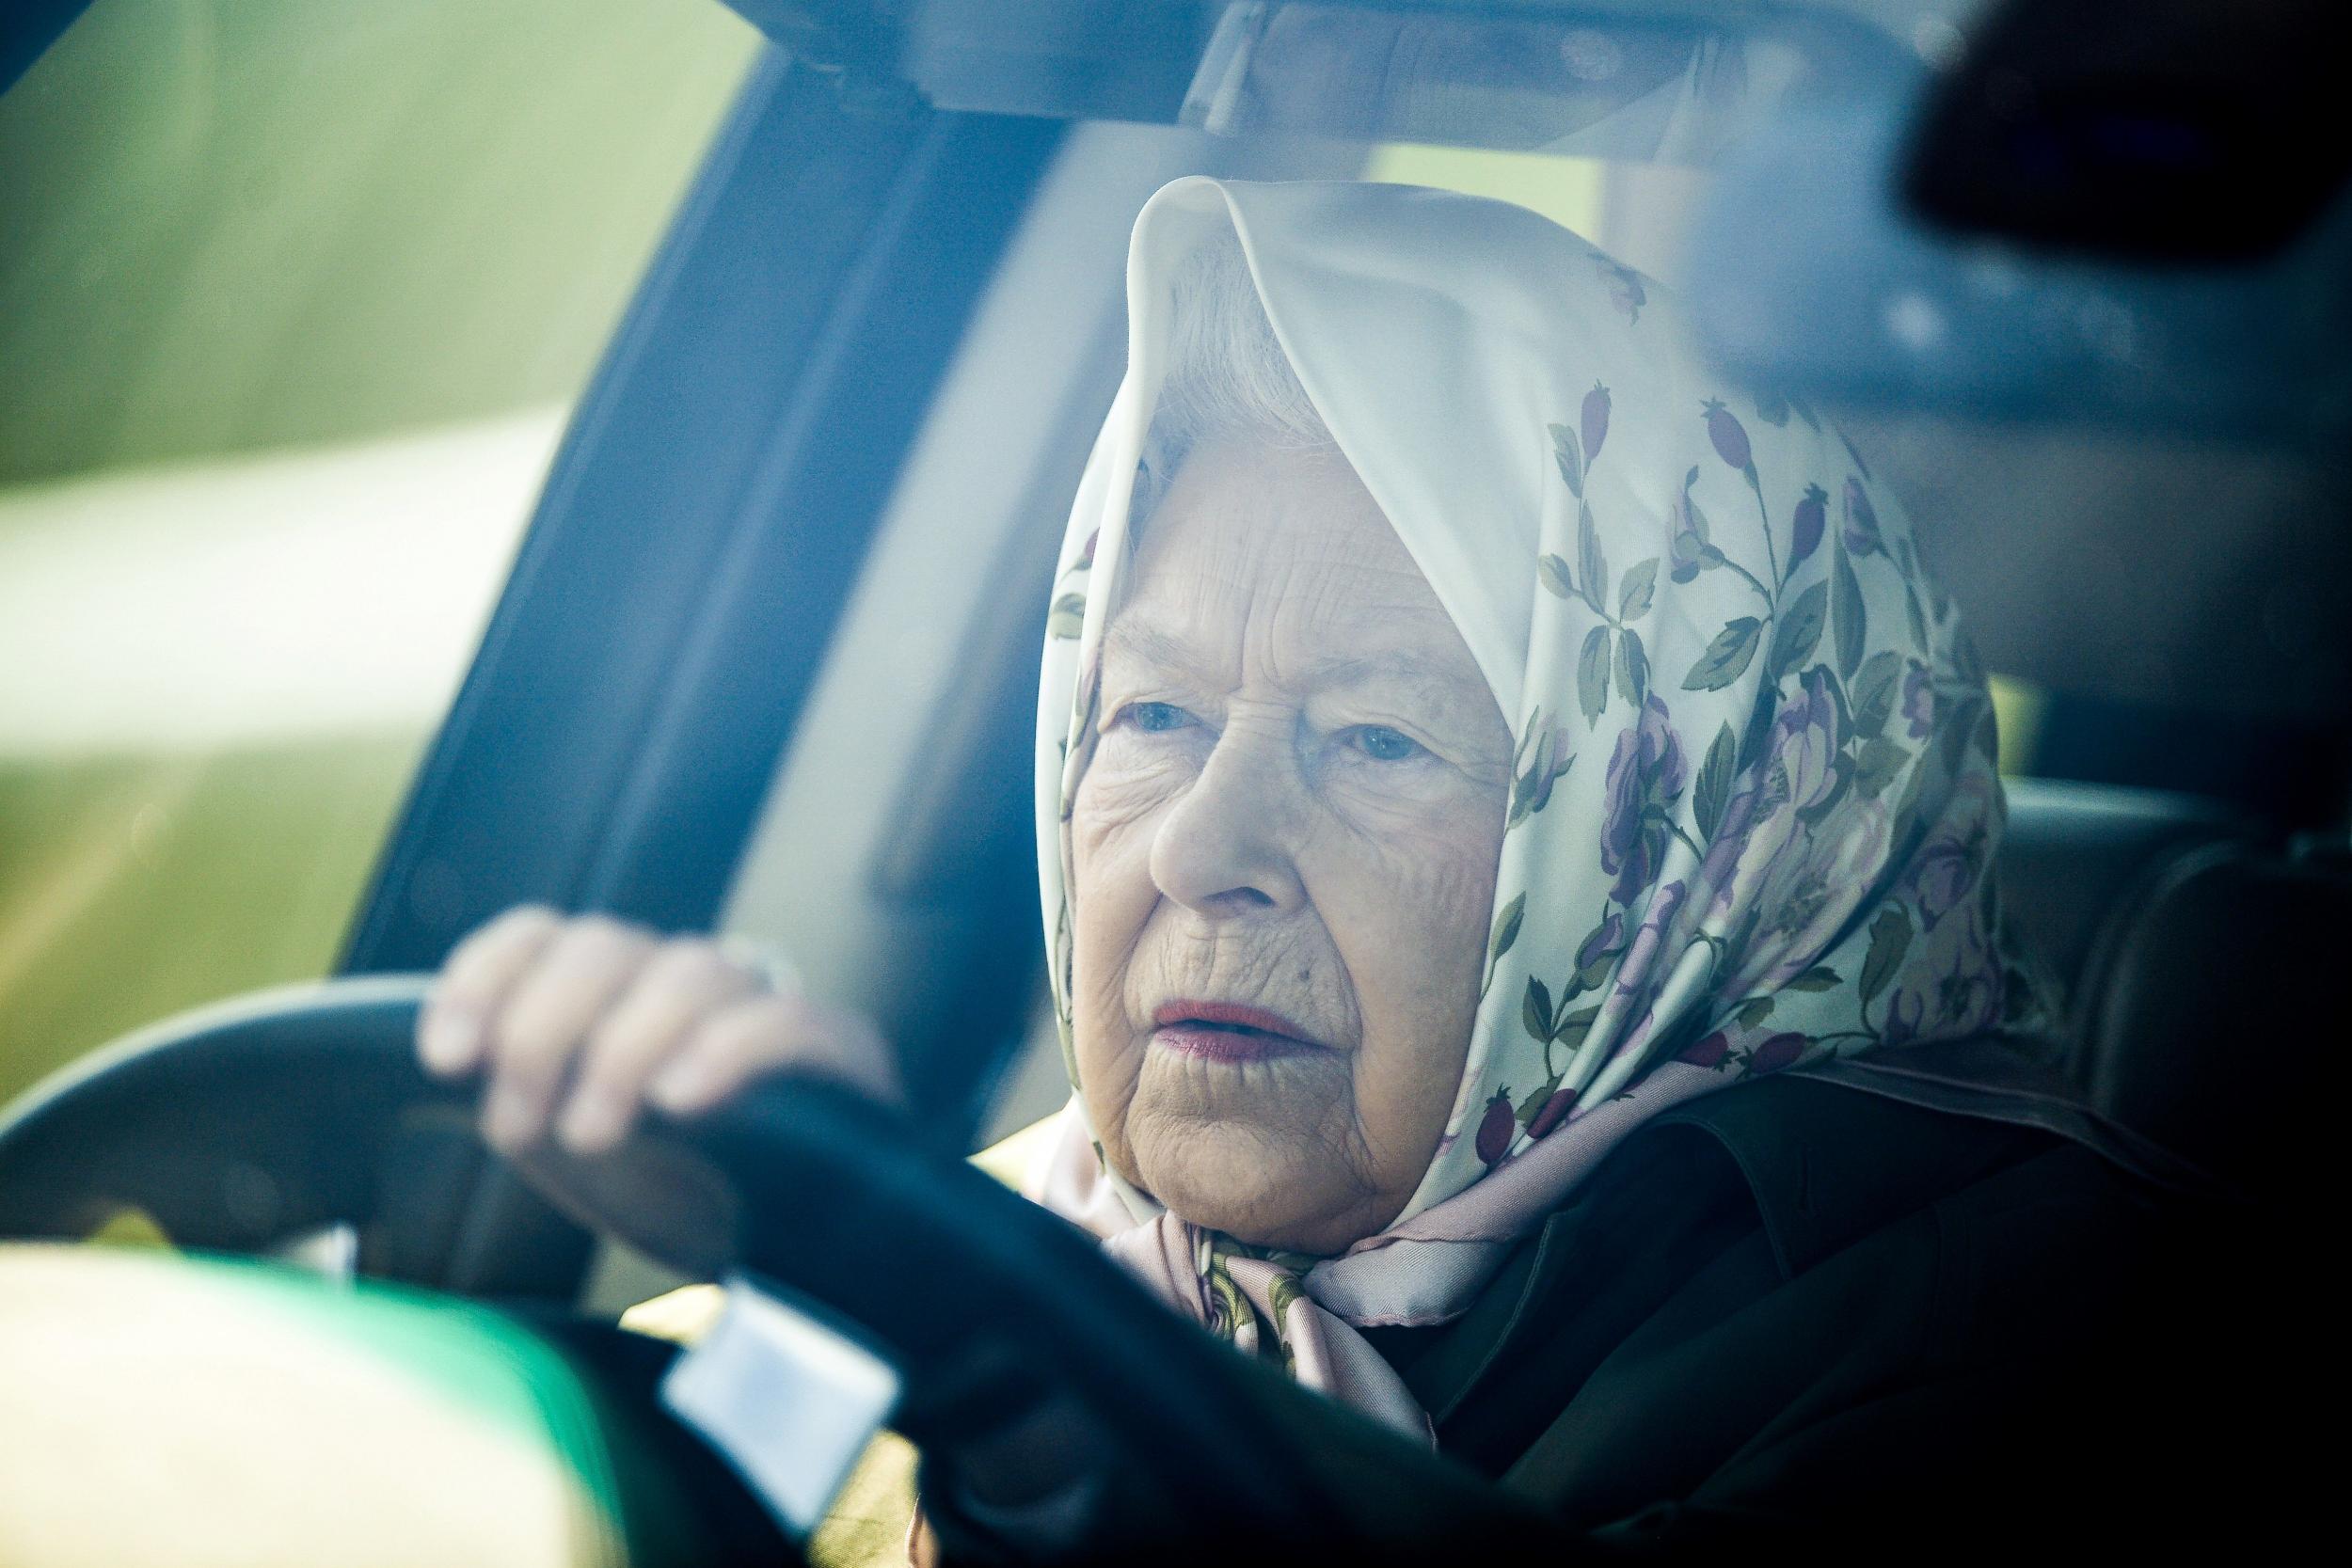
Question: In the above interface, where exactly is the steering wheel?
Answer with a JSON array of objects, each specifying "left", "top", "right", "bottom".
[{"left": 0, "top": 975, "right": 1448, "bottom": 1554}]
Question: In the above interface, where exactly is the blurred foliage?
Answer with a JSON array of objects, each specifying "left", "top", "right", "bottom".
[
  {"left": 0, "top": 0, "right": 755, "bottom": 483},
  {"left": 0, "top": 0, "right": 755, "bottom": 1102},
  {"left": 0, "top": 23, "right": 2052, "bottom": 1110},
  {"left": 0, "top": 736, "right": 417, "bottom": 1101}
]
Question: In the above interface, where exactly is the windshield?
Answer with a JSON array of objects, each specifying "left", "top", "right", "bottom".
[{"left": 0, "top": 0, "right": 756, "bottom": 1103}]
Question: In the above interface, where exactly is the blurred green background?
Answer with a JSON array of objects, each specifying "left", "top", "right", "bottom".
[
  {"left": 0, "top": 3, "right": 2043, "bottom": 1112},
  {"left": 0, "top": 0, "right": 756, "bottom": 1102}
]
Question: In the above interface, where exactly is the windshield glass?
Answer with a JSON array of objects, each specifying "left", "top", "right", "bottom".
[{"left": 0, "top": 0, "right": 755, "bottom": 1102}]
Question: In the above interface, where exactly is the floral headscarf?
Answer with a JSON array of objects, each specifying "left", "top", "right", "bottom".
[{"left": 1028, "top": 178, "right": 2046, "bottom": 1438}]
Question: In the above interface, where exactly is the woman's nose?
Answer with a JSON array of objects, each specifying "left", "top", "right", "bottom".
[{"left": 1148, "top": 721, "right": 1308, "bottom": 917}]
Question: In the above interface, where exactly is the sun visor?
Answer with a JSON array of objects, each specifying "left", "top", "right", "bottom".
[
  {"left": 1179, "top": 3, "right": 1802, "bottom": 163},
  {"left": 1684, "top": 9, "right": 2352, "bottom": 447}
]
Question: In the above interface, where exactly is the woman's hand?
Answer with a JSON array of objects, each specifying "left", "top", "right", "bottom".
[{"left": 415, "top": 906, "right": 899, "bottom": 1157}]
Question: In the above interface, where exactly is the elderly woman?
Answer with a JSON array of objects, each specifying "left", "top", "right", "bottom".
[{"left": 421, "top": 179, "right": 2219, "bottom": 1553}]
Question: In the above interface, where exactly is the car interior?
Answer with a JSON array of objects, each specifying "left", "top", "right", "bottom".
[{"left": 1, "top": 0, "right": 2344, "bottom": 1561}]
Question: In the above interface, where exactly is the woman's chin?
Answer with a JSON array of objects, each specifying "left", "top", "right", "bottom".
[{"left": 1126, "top": 1114, "right": 1386, "bottom": 1256}]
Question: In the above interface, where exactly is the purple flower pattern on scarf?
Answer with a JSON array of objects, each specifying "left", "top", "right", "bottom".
[
  {"left": 1463, "top": 362, "right": 2044, "bottom": 1171},
  {"left": 1035, "top": 186, "right": 2053, "bottom": 1384},
  {"left": 1599, "top": 699, "right": 1687, "bottom": 906},
  {"left": 1902, "top": 661, "right": 1934, "bottom": 739}
]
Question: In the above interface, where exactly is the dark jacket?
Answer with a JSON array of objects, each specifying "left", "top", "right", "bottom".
[
  {"left": 932, "top": 1073, "right": 2306, "bottom": 1560},
  {"left": 1375, "top": 1074, "right": 2246, "bottom": 1545}
]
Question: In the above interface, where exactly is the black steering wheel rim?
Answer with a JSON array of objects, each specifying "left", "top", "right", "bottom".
[
  {"left": 0, "top": 974, "right": 609, "bottom": 1300},
  {"left": 0, "top": 976, "right": 1329, "bottom": 1538}
]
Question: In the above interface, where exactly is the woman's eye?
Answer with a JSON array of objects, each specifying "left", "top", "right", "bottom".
[
  {"left": 1350, "top": 725, "right": 1423, "bottom": 763},
  {"left": 1123, "top": 701, "right": 1194, "bottom": 734}
]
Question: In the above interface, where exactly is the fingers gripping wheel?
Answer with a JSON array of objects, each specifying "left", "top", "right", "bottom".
[
  {"left": 0, "top": 977, "right": 1502, "bottom": 1558},
  {"left": 0, "top": 975, "right": 593, "bottom": 1297}
]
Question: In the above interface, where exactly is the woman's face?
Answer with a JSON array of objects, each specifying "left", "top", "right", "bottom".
[{"left": 1070, "top": 436, "right": 1513, "bottom": 1255}]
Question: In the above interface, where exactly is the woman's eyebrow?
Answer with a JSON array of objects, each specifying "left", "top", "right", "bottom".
[
  {"left": 1101, "top": 615, "right": 1492, "bottom": 722},
  {"left": 1304, "top": 649, "right": 1447, "bottom": 688},
  {"left": 1099, "top": 617, "right": 1208, "bottom": 677},
  {"left": 1301, "top": 650, "right": 1490, "bottom": 717}
]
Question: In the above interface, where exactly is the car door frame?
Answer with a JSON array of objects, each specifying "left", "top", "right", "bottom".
[{"left": 341, "top": 48, "right": 1060, "bottom": 1003}]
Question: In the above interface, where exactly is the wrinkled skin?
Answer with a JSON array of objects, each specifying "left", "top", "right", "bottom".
[{"left": 1071, "top": 437, "right": 1513, "bottom": 1256}]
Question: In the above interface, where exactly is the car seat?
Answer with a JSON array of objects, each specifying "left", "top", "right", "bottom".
[{"left": 1999, "top": 777, "right": 2347, "bottom": 1201}]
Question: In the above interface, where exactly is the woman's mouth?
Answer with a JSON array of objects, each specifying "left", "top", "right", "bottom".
[{"left": 1149, "top": 999, "right": 1322, "bottom": 1064}]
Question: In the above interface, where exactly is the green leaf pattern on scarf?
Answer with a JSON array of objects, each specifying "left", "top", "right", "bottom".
[{"left": 1031, "top": 185, "right": 2053, "bottom": 1368}]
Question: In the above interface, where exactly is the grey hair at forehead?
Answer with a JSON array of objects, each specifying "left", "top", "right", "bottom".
[{"left": 1136, "top": 230, "right": 1336, "bottom": 525}]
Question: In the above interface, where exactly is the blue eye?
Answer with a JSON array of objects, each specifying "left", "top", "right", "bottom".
[
  {"left": 1353, "top": 725, "right": 1422, "bottom": 762},
  {"left": 1126, "top": 701, "right": 1193, "bottom": 734}
]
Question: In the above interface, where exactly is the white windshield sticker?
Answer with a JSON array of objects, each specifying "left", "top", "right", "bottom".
[{"left": 659, "top": 1273, "right": 901, "bottom": 1536}]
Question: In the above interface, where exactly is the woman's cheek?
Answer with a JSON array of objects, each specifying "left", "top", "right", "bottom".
[
  {"left": 1311, "top": 792, "right": 1503, "bottom": 1176},
  {"left": 1319, "top": 831, "right": 1493, "bottom": 1039},
  {"left": 1317, "top": 751, "right": 1503, "bottom": 835},
  {"left": 1069, "top": 758, "right": 1176, "bottom": 1165},
  {"left": 1069, "top": 923, "right": 1142, "bottom": 1162},
  {"left": 1319, "top": 773, "right": 1504, "bottom": 890},
  {"left": 1073, "top": 736, "right": 1194, "bottom": 840},
  {"left": 1298, "top": 760, "right": 1504, "bottom": 995}
]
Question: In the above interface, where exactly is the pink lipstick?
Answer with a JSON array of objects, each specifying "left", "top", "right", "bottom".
[{"left": 1150, "top": 999, "right": 1321, "bottom": 1064}]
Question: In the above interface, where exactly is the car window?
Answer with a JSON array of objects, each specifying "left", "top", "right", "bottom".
[
  {"left": 1364, "top": 140, "right": 2059, "bottom": 775},
  {"left": 719, "top": 121, "right": 1366, "bottom": 1139},
  {"left": 0, "top": 0, "right": 756, "bottom": 1103},
  {"left": 717, "top": 124, "right": 2064, "bottom": 1142}
]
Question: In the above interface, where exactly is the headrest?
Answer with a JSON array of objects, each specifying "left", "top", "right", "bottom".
[
  {"left": 2071, "top": 836, "right": 2350, "bottom": 1201},
  {"left": 1999, "top": 778, "right": 2252, "bottom": 1002}
]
